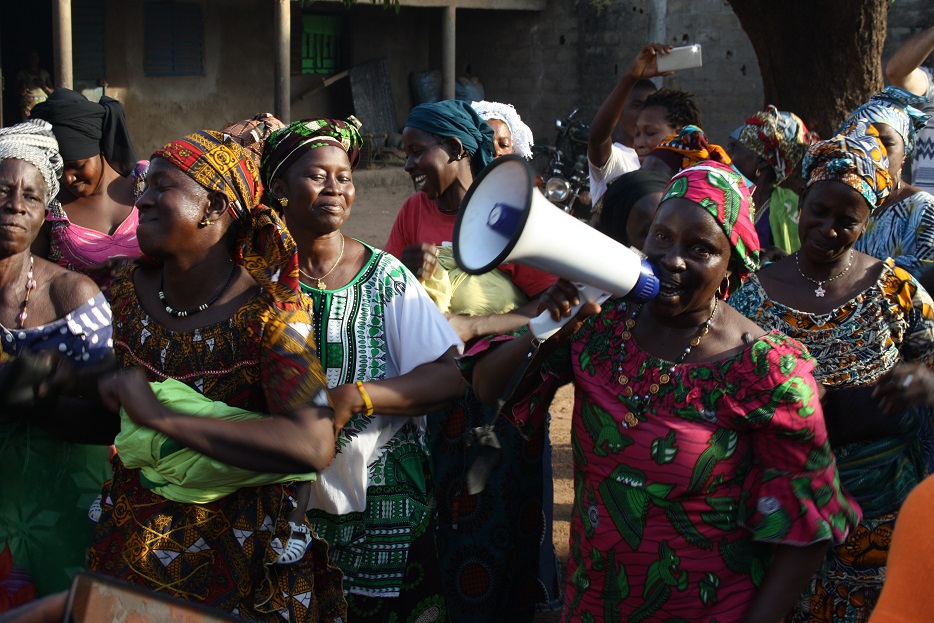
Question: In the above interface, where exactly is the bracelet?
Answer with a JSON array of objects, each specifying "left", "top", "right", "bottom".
[{"left": 355, "top": 380, "right": 375, "bottom": 417}]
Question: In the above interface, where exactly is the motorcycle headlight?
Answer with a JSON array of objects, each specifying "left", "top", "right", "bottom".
[{"left": 544, "top": 177, "right": 570, "bottom": 202}]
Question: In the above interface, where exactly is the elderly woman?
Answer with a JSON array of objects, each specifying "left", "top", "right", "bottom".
[
  {"left": 0, "top": 120, "right": 113, "bottom": 605},
  {"left": 728, "top": 106, "right": 813, "bottom": 252},
  {"left": 465, "top": 160, "right": 859, "bottom": 622},
  {"left": 260, "top": 116, "right": 463, "bottom": 622},
  {"left": 384, "top": 100, "right": 558, "bottom": 622},
  {"left": 729, "top": 123, "right": 934, "bottom": 622},
  {"left": 87, "top": 131, "right": 344, "bottom": 622},
  {"left": 29, "top": 89, "right": 146, "bottom": 289},
  {"left": 838, "top": 86, "right": 934, "bottom": 279},
  {"left": 470, "top": 100, "right": 534, "bottom": 159}
]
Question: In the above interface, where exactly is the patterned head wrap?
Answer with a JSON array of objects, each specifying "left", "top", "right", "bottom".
[
  {"left": 647, "top": 125, "right": 731, "bottom": 174},
  {"left": 0, "top": 119, "right": 63, "bottom": 202},
  {"left": 470, "top": 100, "right": 534, "bottom": 159},
  {"left": 30, "top": 88, "right": 138, "bottom": 173},
  {"left": 838, "top": 86, "right": 930, "bottom": 158},
  {"left": 153, "top": 130, "right": 304, "bottom": 311},
  {"left": 736, "top": 105, "right": 813, "bottom": 184},
  {"left": 802, "top": 120, "right": 892, "bottom": 211},
  {"left": 261, "top": 117, "right": 364, "bottom": 194},
  {"left": 660, "top": 160, "right": 760, "bottom": 297},
  {"left": 405, "top": 100, "right": 495, "bottom": 173},
  {"left": 222, "top": 113, "right": 285, "bottom": 169}
]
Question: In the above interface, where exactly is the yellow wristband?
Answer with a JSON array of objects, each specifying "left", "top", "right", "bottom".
[{"left": 355, "top": 380, "right": 375, "bottom": 417}]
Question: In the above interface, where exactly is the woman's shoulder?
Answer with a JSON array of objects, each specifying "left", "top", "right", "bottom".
[
  {"left": 726, "top": 330, "right": 815, "bottom": 387},
  {"left": 44, "top": 260, "right": 106, "bottom": 316}
]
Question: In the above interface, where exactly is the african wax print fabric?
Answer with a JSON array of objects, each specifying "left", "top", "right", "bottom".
[
  {"left": 222, "top": 113, "right": 285, "bottom": 169},
  {"left": 406, "top": 100, "right": 495, "bottom": 172},
  {"left": 855, "top": 190, "right": 934, "bottom": 279},
  {"left": 460, "top": 299, "right": 859, "bottom": 623},
  {"left": 88, "top": 265, "right": 345, "bottom": 623},
  {"left": 911, "top": 67, "right": 934, "bottom": 194},
  {"left": 46, "top": 161, "right": 147, "bottom": 290},
  {"left": 299, "top": 243, "right": 459, "bottom": 620},
  {"left": 261, "top": 117, "right": 364, "bottom": 193},
  {"left": 839, "top": 86, "right": 930, "bottom": 158},
  {"left": 737, "top": 106, "right": 811, "bottom": 184},
  {"left": 0, "top": 293, "right": 113, "bottom": 599},
  {"left": 730, "top": 260, "right": 934, "bottom": 623},
  {"left": 803, "top": 123, "right": 892, "bottom": 210},
  {"left": 648, "top": 125, "right": 731, "bottom": 174},
  {"left": 661, "top": 161, "right": 760, "bottom": 295}
]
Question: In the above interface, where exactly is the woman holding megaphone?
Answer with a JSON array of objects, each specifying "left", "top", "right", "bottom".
[{"left": 464, "top": 160, "right": 860, "bottom": 623}]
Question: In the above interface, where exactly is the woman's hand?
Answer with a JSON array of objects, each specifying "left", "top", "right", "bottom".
[
  {"left": 536, "top": 279, "right": 602, "bottom": 341},
  {"left": 329, "top": 382, "right": 365, "bottom": 433},
  {"left": 873, "top": 362, "right": 934, "bottom": 415},
  {"left": 445, "top": 312, "right": 479, "bottom": 342},
  {"left": 629, "top": 43, "right": 675, "bottom": 80},
  {"left": 400, "top": 243, "right": 438, "bottom": 280},
  {"left": 98, "top": 368, "right": 166, "bottom": 428}
]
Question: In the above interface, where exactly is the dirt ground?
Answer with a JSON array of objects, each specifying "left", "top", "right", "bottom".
[{"left": 346, "top": 168, "right": 573, "bottom": 623}]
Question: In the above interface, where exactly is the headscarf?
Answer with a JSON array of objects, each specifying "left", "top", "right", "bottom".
[
  {"left": 660, "top": 160, "right": 760, "bottom": 297},
  {"left": 405, "top": 100, "right": 495, "bottom": 173},
  {"left": 0, "top": 119, "right": 63, "bottom": 202},
  {"left": 260, "top": 117, "right": 364, "bottom": 196},
  {"left": 838, "top": 86, "right": 931, "bottom": 158},
  {"left": 597, "top": 169, "right": 670, "bottom": 245},
  {"left": 647, "top": 125, "right": 731, "bottom": 174},
  {"left": 30, "top": 88, "right": 138, "bottom": 172},
  {"left": 222, "top": 113, "right": 285, "bottom": 169},
  {"left": 802, "top": 120, "right": 892, "bottom": 211},
  {"left": 152, "top": 130, "right": 304, "bottom": 311},
  {"left": 470, "top": 100, "right": 534, "bottom": 159},
  {"left": 736, "top": 105, "right": 813, "bottom": 183}
]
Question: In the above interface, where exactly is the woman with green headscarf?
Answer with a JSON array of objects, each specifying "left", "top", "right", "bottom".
[
  {"left": 731, "top": 120, "right": 934, "bottom": 623},
  {"left": 261, "top": 117, "right": 464, "bottom": 623}
]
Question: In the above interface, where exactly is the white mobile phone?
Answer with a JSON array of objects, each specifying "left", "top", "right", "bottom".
[{"left": 656, "top": 44, "right": 703, "bottom": 73}]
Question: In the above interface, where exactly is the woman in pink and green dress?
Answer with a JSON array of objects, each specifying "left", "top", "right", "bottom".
[{"left": 464, "top": 160, "right": 860, "bottom": 623}]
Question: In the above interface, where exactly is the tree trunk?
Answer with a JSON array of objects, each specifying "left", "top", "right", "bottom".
[{"left": 726, "top": 0, "right": 890, "bottom": 139}]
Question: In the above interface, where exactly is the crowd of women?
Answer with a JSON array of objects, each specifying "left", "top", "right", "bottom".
[{"left": 1, "top": 39, "right": 934, "bottom": 623}]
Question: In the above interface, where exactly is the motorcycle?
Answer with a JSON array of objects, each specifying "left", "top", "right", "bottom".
[{"left": 532, "top": 108, "right": 592, "bottom": 219}]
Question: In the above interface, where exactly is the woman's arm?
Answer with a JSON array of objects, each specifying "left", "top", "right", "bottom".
[
  {"left": 744, "top": 542, "right": 829, "bottom": 623},
  {"left": 329, "top": 346, "right": 464, "bottom": 430},
  {"left": 100, "top": 368, "right": 335, "bottom": 473},
  {"left": 445, "top": 299, "right": 541, "bottom": 343},
  {"left": 885, "top": 25, "right": 934, "bottom": 96}
]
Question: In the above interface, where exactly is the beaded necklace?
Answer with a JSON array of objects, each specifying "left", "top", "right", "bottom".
[
  {"left": 159, "top": 264, "right": 238, "bottom": 318},
  {"left": 615, "top": 299, "right": 718, "bottom": 428},
  {"left": 16, "top": 254, "right": 36, "bottom": 329}
]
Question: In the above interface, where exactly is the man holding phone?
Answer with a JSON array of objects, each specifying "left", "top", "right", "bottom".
[{"left": 587, "top": 44, "right": 677, "bottom": 206}]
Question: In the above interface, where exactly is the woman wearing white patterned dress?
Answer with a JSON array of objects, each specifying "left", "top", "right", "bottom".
[{"left": 261, "top": 117, "right": 464, "bottom": 623}]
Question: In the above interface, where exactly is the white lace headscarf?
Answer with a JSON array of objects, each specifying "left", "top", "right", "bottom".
[
  {"left": 0, "top": 119, "right": 63, "bottom": 202},
  {"left": 470, "top": 100, "right": 534, "bottom": 159}
]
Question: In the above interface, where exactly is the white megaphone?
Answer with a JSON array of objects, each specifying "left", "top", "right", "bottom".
[{"left": 454, "top": 155, "right": 659, "bottom": 339}]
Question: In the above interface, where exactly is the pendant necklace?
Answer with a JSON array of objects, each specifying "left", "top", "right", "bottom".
[
  {"left": 615, "top": 299, "right": 718, "bottom": 428},
  {"left": 15, "top": 255, "right": 37, "bottom": 329},
  {"left": 795, "top": 250, "right": 854, "bottom": 298},
  {"left": 300, "top": 235, "right": 345, "bottom": 290}
]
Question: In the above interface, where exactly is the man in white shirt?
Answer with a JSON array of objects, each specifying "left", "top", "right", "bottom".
[
  {"left": 588, "top": 44, "right": 672, "bottom": 204},
  {"left": 886, "top": 25, "right": 934, "bottom": 194}
]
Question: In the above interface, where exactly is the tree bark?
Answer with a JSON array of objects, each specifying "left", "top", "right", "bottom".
[{"left": 726, "top": 0, "right": 890, "bottom": 139}]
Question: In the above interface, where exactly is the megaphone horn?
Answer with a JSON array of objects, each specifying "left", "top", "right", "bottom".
[{"left": 453, "top": 155, "right": 659, "bottom": 338}]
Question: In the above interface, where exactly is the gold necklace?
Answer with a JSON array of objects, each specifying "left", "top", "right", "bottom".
[
  {"left": 300, "top": 235, "right": 345, "bottom": 290},
  {"left": 615, "top": 300, "right": 718, "bottom": 428}
]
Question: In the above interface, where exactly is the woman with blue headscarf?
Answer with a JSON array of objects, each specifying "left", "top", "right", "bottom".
[
  {"left": 839, "top": 86, "right": 934, "bottom": 279},
  {"left": 384, "top": 101, "right": 560, "bottom": 622}
]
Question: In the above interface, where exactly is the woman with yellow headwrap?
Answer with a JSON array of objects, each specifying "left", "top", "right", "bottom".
[
  {"left": 87, "top": 130, "right": 345, "bottom": 622},
  {"left": 731, "top": 120, "right": 934, "bottom": 623}
]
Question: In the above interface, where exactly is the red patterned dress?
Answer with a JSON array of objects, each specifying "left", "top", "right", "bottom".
[
  {"left": 88, "top": 266, "right": 345, "bottom": 622},
  {"left": 463, "top": 298, "right": 860, "bottom": 623}
]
